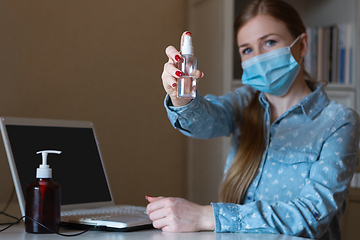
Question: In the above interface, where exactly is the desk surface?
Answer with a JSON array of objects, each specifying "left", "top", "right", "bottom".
[{"left": 0, "top": 223, "right": 309, "bottom": 240}]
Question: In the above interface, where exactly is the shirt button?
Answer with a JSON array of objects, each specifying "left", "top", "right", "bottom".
[
  {"left": 313, "top": 213, "right": 319, "bottom": 219},
  {"left": 247, "top": 196, "right": 251, "bottom": 200}
]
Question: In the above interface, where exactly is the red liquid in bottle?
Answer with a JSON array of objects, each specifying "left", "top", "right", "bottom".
[{"left": 25, "top": 178, "right": 61, "bottom": 233}]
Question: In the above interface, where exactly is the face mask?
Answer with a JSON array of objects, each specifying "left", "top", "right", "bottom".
[{"left": 241, "top": 36, "right": 301, "bottom": 97}]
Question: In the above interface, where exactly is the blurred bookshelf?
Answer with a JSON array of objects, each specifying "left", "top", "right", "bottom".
[{"left": 306, "top": 24, "right": 352, "bottom": 85}]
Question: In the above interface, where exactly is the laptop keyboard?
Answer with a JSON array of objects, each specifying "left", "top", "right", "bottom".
[{"left": 61, "top": 205, "right": 148, "bottom": 221}]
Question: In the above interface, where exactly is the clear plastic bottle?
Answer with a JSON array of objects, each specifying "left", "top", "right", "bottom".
[
  {"left": 177, "top": 34, "right": 197, "bottom": 99},
  {"left": 25, "top": 150, "right": 61, "bottom": 234}
]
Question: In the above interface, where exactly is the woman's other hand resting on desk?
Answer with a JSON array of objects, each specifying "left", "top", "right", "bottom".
[
  {"left": 146, "top": 196, "right": 215, "bottom": 232},
  {"left": 162, "top": 31, "right": 204, "bottom": 107}
]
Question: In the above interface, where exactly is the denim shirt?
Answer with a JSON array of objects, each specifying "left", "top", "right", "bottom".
[{"left": 164, "top": 83, "right": 360, "bottom": 239}]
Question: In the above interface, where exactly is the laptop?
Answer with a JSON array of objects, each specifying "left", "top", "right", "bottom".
[{"left": 0, "top": 117, "right": 152, "bottom": 231}]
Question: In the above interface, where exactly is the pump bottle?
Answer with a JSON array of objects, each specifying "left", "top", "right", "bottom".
[
  {"left": 177, "top": 34, "right": 197, "bottom": 99},
  {"left": 25, "top": 150, "right": 61, "bottom": 234}
]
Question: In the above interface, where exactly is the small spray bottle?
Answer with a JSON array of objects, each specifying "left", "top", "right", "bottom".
[
  {"left": 25, "top": 150, "right": 61, "bottom": 234},
  {"left": 177, "top": 34, "right": 197, "bottom": 99}
]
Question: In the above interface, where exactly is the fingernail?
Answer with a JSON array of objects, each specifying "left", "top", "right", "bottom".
[
  {"left": 145, "top": 195, "right": 153, "bottom": 200},
  {"left": 185, "top": 31, "right": 192, "bottom": 36},
  {"left": 175, "top": 55, "right": 181, "bottom": 62},
  {"left": 172, "top": 83, "right": 177, "bottom": 88},
  {"left": 200, "top": 72, "right": 204, "bottom": 78},
  {"left": 175, "top": 71, "right": 182, "bottom": 77}
]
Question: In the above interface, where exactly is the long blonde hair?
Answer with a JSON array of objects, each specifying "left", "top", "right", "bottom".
[{"left": 219, "top": 0, "right": 307, "bottom": 204}]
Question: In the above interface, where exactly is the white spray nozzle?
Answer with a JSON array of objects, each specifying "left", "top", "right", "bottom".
[
  {"left": 181, "top": 35, "right": 194, "bottom": 55},
  {"left": 36, "top": 150, "right": 61, "bottom": 178}
]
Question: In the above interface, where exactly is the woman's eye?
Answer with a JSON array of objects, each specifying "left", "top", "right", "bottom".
[
  {"left": 265, "top": 39, "right": 277, "bottom": 47},
  {"left": 242, "top": 48, "right": 253, "bottom": 55}
]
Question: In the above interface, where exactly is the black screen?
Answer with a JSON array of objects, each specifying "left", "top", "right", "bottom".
[{"left": 6, "top": 125, "right": 112, "bottom": 205}]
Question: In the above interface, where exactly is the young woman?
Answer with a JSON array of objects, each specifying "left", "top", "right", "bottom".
[{"left": 146, "top": 0, "right": 360, "bottom": 238}]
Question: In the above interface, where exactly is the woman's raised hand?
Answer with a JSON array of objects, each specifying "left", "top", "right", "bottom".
[{"left": 161, "top": 31, "right": 204, "bottom": 107}]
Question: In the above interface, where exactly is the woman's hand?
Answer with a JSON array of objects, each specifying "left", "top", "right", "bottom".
[
  {"left": 162, "top": 31, "right": 204, "bottom": 107},
  {"left": 146, "top": 196, "right": 215, "bottom": 232}
]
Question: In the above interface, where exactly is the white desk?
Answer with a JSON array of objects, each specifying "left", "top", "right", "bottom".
[{"left": 0, "top": 223, "right": 309, "bottom": 240}]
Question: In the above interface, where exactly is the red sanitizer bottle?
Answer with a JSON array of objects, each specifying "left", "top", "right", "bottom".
[{"left": 25, "top": 150, "right": 61, "bottom": 234}]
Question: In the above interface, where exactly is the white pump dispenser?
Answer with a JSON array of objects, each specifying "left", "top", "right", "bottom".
[
  {"left": 181, "top": 35, "right": 194, "bottom": 55},
  {"left": 36, "top": 150, "right": 61, "bottom": 178}
]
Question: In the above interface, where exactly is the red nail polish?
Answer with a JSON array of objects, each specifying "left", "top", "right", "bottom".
[
  {"left": 175, "top": 71, "right": 182, "bottom": 77},
  {"left": 172, "top": 83, "right": 177, "bottom": 88},
  {"left": 185, "top": 31, "right": 192, "bottom": 36},
  {"left": 145, "top": 195, "right": 153, "bottom": 200},
  {"left": 175, "top": 55, "right": 181, "bottom": 62}
]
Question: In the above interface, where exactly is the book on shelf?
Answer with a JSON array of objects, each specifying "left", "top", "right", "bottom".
[{"left": 304, "top": 23, "right": 352, "bottom": 85}]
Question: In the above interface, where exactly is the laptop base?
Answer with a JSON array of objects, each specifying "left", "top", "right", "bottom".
[{"left": 61, "top": 222, "right": 154, "bottom": 232}]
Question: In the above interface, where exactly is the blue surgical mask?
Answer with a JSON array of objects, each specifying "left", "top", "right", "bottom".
[{"left": 241, "top": 36, "right": 301, "bottom": 97}]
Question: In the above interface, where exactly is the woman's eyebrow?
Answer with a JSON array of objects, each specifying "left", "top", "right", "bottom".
[
  {"left": 238, "top": 33, "right": 278, "bottom": 49},
  {"left": 259, "top": 33, "right": 277, "bottom": 40}
]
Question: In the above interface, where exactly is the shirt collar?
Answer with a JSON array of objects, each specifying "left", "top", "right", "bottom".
[{"left": 259, "top": 82, "right": 330, "bottom": 120}]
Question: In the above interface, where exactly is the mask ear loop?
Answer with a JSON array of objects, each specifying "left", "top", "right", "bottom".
[{"left": 290, "top": 35, "right": 302, "bottom": 48}]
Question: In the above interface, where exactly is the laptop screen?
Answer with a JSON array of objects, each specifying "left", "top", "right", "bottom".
[{"left": 5, "top": 124, "right": 112, "bottom": 206}]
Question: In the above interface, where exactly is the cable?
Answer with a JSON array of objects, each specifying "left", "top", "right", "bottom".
[
  {"left": 0, "top": 214, "right": 94, "bottom": 237},
  {"left": 0, "top": 215, "right": 23, "bottom": 232},
  {"left": 0, "top": 211, "right": 18, "bottom": 223}
]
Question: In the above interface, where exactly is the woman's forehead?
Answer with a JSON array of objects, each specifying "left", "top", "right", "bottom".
[{"left": 237, "top": 15, "right": 290, "bottom": 44}]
